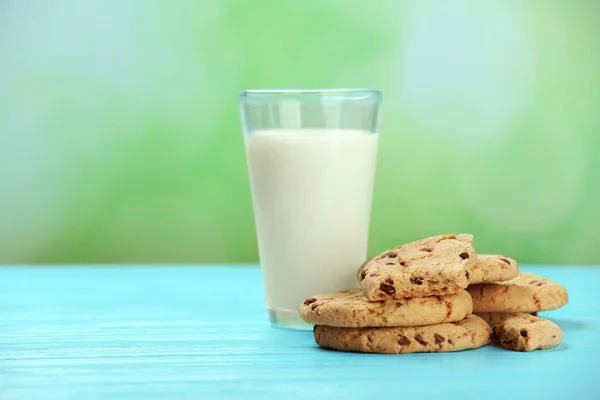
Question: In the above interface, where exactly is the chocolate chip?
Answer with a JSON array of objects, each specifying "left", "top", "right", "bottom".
[
  {"left": 387, "top": 252, "right": 398, "bottom": 258},
  {"left": 384, "top": 278, "right": 394, "bottom": 285},
  {"left": 459, "top": 252, "right": 469, "bottom": 260},
  {"left": 385, "top": 262, "right": 395, "bottom": 265},
  {"left": 552, "top": 335, "right": 556, "bottom": 339},
  {"left": 420, "top": 247, "right": 432, "bottom": 252},
  {"left": 448, "top": 339, "right": 454, "bottom": 345},
  {"left": 434, "top": 333, "right": 445, "bottom": 344},
  {"left": 465, "top": 271, "right": 470, "bottom": 280},
  {"left": 520, "top": 330, "right": 528, "bottom": 338},
  {"left": 502, "top": 339, "right": 514, "bottom": 345},
  {"left": 415, "top": 334, "right": 428, "bottom": 345},
  {"left": 304, "top": 298, "right": 317, "bottom": 305},
  {"left": 500, "top": 258, "right": 511, "bottom": 265},
  {"left": 311, "top": 303, "right": 319, "bottom": 310},
  {"left": 399, "top": 261, "right": 406, "bottom": 266},
  {"left": 535, "top": 282, "right": 545, "bottom": 286},
  {"left": 360, "top": 270, "right": 367, "bottom": 280},
  {"left": 379, "top": 283, "right": 396, "bottom": 295},
  {"left": 397, "top": 335, "right": 411, "bottom": 346},
  {"left": 410, "top": 277, "right": 424, "bottom": 285}
]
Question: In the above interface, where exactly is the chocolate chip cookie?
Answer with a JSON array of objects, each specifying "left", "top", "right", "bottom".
[
  {"left": 468, "top": 254, "right": 519, "bottom": 284},
  {"left": 476, "top": 311, "right": 537, "bottom": 326},
  {"left": 313, "top": 314, "right": 491, "bottom": 354},
  {"left": 358, "top": 234, "right": 477, "bottom": 301},
  {"left": 299, "top": 289, "right": 472, "bottom": 328},
  {"left": 491, "top": 313, "right": 563, "bottom": 351},
  {"left": 467, "top": 272, "right": 568, "bottom": 313}
]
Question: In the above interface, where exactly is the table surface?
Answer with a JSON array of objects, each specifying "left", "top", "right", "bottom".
[{"left": 1, "top": 265, "right": 598, "bottom": 399}]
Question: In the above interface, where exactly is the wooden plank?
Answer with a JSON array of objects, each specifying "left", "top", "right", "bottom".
[{"left": 1, "top": 265, "right": 598, "bottom": 399}]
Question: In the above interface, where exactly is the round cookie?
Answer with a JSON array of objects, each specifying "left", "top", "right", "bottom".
[
  {"left": 491, "top": 313, "right": 563, "bottom": 351},
  {"left": 467, "top": 273, "right": 568, "bottom": 313},
  {"left": 468, "top": 254, "right": 519, "bottom": 284},
  {"left": 313, "top": 314, "right": 491, "bottom": 354},
  {"left": 475, "top": 311, "right": 537, "bottom": 326},
  {"left": 299, "top": 289, "right": 473, "bottom": 328},
  {"left": 358, "top": 234, "right": 477, "bottom": 301}
]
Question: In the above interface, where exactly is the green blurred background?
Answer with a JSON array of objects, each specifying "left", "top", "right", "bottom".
[{"left": 1, "top": 0, "right": 599, "bottom": 265}]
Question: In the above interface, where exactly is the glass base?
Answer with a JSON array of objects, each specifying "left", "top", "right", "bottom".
[{"left": 268, "top": 307, "right": 313, "bottom": 330}]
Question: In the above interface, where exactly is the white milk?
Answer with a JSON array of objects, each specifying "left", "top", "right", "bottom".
[{"left": 244, "top": 129, "right": 379, "bottom": 324}]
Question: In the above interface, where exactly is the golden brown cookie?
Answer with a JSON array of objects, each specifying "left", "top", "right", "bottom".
[
  {"left": 467, "top": 273, "right": 568, "bottom": 313},
  {"left": 299, "top": 289, "right": 472, "bottom": 327},
  {"left": 491, "top": 313, "right": 563, "bottom": 351},
  {"left": 313, "top": 314, "right": 491, "bottom": 354},
  {"left": 358, "top": 234, "right": 477, "bottom": 301},
  {"left": 468, "top": 254, "right": 519, "bottom": 284},
  {"left": 475, "top": 311, "right": 537, "bottom": 326}
]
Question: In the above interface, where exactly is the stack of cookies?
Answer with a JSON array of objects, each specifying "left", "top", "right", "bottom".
[
  {"left": 468, "top": 271, "right": 568, "bottom": 351},
  {"left": 299, "top": 234, "right": 569, "bottom": 353}
]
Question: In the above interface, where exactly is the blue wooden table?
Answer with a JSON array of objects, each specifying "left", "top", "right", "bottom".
[{"left": 1, "top": 265, "right": 598, "bottom": 399}]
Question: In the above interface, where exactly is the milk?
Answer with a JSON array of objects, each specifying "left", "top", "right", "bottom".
[{"left": 244, "top": 129, "right": 379, "bottom": 326}]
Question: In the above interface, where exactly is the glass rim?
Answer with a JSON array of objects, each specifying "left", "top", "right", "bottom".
[{"left": 239, "top": 88, "right": 382, "bottom": 99}]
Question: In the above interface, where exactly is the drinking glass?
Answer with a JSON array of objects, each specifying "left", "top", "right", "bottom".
[{"left": 239, "top": 89, "right": 382, "bottom": 329}]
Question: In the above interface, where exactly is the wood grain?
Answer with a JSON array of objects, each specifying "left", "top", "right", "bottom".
[{"left": 1, "top": 265, "right": 598, "bottom": 399}]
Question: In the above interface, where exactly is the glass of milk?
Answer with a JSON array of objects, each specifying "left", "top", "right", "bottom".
[{"left": 239, "top": 89, "right": 382, "bottom": 329}]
